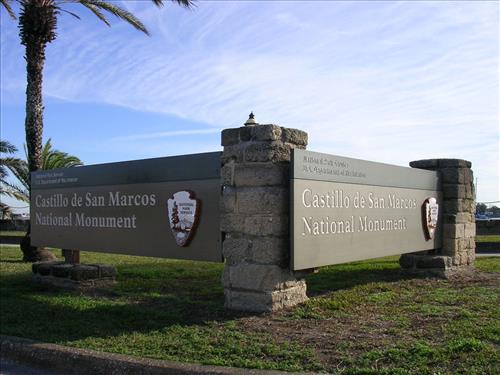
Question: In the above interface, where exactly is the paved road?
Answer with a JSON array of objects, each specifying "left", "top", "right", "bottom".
[{"left": 0, "top": 358, "right": 64, "bottom": 375}]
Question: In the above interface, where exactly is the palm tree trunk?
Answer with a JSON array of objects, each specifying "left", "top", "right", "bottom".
[
  {"left": 24, "top": 32, "right": 45, "bottom": 173},
  {"left": 19, "top": 0, "right": 57, "bottom": 262}
]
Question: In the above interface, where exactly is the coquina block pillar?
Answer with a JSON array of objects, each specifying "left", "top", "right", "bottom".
[
  {"left": 221, "top": 118, "right": 309, "bottom": 312},
  {"left": 400, "top": 159, "right": 475, "bottom": 277}
]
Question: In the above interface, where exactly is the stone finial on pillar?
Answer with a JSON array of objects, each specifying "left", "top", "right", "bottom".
[
  {"left": 244, "top": 112, "right": 258, "bottom": 126},
  {"left": 400, "top": 159, "right": 475, "bottom": 277},
  {"left": 220, "top": 121, "right": 308, "bottom": 312}
]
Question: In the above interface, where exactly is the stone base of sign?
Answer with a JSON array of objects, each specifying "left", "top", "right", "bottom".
[
  {"left": 221, "top": 123, "right": 309, "bottom": 312},
  {"left": 399, "top": 253, "right": 471, "bottom": 278},
  {"left": 32, "top": 261, "right": 116, "bottom": 290},
  {"left": 401, "top": 158, "right": 475, "bottom": 275},
  {"left": 224, "top": 281, "right": 308, "bottom": 312}
]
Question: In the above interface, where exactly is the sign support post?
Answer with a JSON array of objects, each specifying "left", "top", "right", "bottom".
[
  {"left": 221, "top": 116, "right": 309, "bottom": 312},
  {"left": 400, "top": 159, "right": 476, "bottom": 276},
  {"left": 62, "top": 249, "right": 80, "bottom": 264}
]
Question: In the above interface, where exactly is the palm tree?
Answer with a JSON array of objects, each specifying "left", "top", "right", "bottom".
[
  {"left": 0, "top": 202, "right": 13, "bottom": 219},
  {"left": 2, "top": 0, "right": 193, "bottom": 174},
  {"left": 2, "top": 138, "right": 83, "bottom": 261},
  {"left": 0, "top": 140, "right": 26, "bottom": 202},
  {"left": 4, "top": 138, "right": 83, "bottom": 203},
  {"left": 1, "top": 0, "right": 193, "bottom": 260}
]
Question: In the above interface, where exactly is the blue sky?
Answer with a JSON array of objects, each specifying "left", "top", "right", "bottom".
[{"left": 1, "top": 1, "right": 499, "bottom": 212}]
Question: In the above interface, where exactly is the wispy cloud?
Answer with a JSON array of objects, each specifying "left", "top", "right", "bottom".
[
  {"left": 1, "top": 1, "right": 498, "bottom": 200},
  {"left": 112, "top": 128, "right": 221, "bottom": 141}
]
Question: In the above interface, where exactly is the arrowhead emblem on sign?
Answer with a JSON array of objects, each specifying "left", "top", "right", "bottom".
[
  {"left": 423, "top": 197, "right": 439, "bottom": 240},
  {"left": 167, "top": 190, "right": 201, "bottom": 247}
]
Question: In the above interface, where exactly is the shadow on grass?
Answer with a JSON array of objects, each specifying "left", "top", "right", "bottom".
[
  {"left": 305, "top": 257, "right": 424, "bottom": 296},
  {"left": 0, "top": 262, "right": 245, "bottom": 344},
  {"left": 1, "top": 259, "right": 26, "bottom": 264},
  {"left": 1, "top": 256, "right": 427, "bottom": 344}
]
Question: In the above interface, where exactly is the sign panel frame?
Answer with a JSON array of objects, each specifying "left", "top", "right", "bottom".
[
  {"left": 31, "top": 152, "right": 222, "bottom": 262},
  {"left": 291, "top": 149, "right": 442, "bottom": 270}
]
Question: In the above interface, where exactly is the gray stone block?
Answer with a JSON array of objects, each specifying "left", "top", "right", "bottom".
[
  {"left": 87, "top": 264, "right": 117, "bottom": 278},
  {"left": 37, "top": 263, "right": 55, "bottom": 276},
  {"left": 281, "top": 128, "right": 308, "bottom": 146},
  {"left": 221, "top": 128, "right": 240, "bottom": 146},
  {"left": 51, "top": 264, "right": 74, "bottom": 278},
  {"left": 443, "top": 184, "right": 466, "bottom": 199},
  {"left": 236, "top": 187, "right": 288, "bottom": 214},
  {"left": 222, "top": 237, "right": 250, "bottom": 265},
  {"left": 464, "top": 223, "right": 476, "bottom": 237},
  {"left": 224, "top": 282, "right": 307, "bottom": 312},
  {"left": 239, "top": 126, "right": 252, "bottom": 141},
  {"left": 220, "top": 163, "right": 234, "bottom": 186},
  {"left": 233, "top": 163, "right": 289, "bottom": 187},
  {"left": 409, "top": 159, "right": 438, "bottom": 169},
  {"left": 244, "top": 142, "right": 291, "bottom": 163},
  {"left": 438, "top": 159, "right": 471, "bottom": 168},
  {"left": 399, "top": 254, "right": 416, "bottom": 269},
  {"left": 440, "top": 168, "right": 466, "bottom": 184},
  {"left": 32, "top": 261, "right": 63, "bottom": 275},
  {"left": 228, "top": 264, "right": 296, "bottom": 292},
  {"left": 415, "top": 255, "right": 452, "bottom": 269},
  {"left": 454, "top": 212, "right": 473, "bottom": 223},
  {"left": 70, "top": 265, "right": 99, "bottom": 281},
  {"left": 251, "top": 124, "right": 282, "bottom": 141},
  {"left": 243, "top": 215, "right": 288, "bottom": 236},
  {"left": 250, "top": 237, "right": 287, "bottom": 265},
  {"left": 442, "top": 237, "right": 460, "bottom": 255},
  {"left": 467, "top": 237, "right": 475, "bottom": 249},
  {"left": 443, "top": 199, "right": 475, "bottom": 214},
  {"left": 443, "top": 212, "right": 474, "bottom": 224},
  {"left": 32, "top": 262, "right": 42, "bottom": 274},
  {"left": 465, "top": 182, "right": 473, "bottom": 197},
  {"left": 221, "top": 266, "right": 231, "bottom": 288},
  {"left": 221, "top": 144, "right": 244, "bottom": 164},
  {"left": 224, "top": 289, "right": 273, "bottom": 312},
  {"left": 220, "top": 186, "right": 236, "bottom": 213},
  {"left": 272, "top": 282, "right": 308, "bottom": 309},
  {"left": 220, "top": 213, "right": 245, "bottom": 233},
  {"left": 443, "top": 223, "right": 464, "bottom": 239}
]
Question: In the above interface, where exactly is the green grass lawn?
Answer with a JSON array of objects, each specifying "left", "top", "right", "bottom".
[
  {"left": 0, "top": 231, "right": 26, "bottom": 237},
  {"left": 476, "top": 235, "right": 500, "bottom": 243},
  {"left": 1, "top": 245, "right": 498, "bottom": 374}
]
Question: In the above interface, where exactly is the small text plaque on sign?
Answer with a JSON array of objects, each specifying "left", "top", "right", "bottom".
[
  {"left": 31, "top": 152, "right": 222, "bottom": 262},
  {"left": 291, "top": 150, "right": 442, "bottom": 270}
]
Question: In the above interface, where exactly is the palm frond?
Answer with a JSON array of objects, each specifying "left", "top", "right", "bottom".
[
  {"left": 39, "top": 139, "right": 82, "bottom": 170},
  {"left": 43, "top": 151, "right": 82, "bottom": 169},
  {"left": 1, "top": 157, "right": 26, "bottom": 171},
  {"left": 0, "top": 180, "right": 29, "bottom": 202},
  {"left": 0, "top": 0, "right": 17, "bottom": 20},
  {"left": 0, "top": 157, "right": 25, "bottom": 181},
  {"left": 5, "top": 160, "right": 29, "bottom": 191},
  {"left": 0, "top": 140, "right": 18, "bottom": 154},
  {"left": 79, "top": 2, "right": 110, "bottom": 27},
  {"left": 151, "top": 0, "right": 195, "bottom": 8},
  {"left": 78, "top": 0, "right": 150, "bottom": 35},
  {"left": 57, "top": 7, "right": 81, "bottom": 19}
]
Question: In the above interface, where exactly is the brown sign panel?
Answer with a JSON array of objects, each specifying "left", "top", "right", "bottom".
[
  {"left": 292, "top": 150, "right": 442, "bottom": 270},
  {"left": 31, "top": 152, "right": 222, "bottom": 262}
]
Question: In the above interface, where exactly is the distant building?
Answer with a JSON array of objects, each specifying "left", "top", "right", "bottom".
[{"left": 11, "top": 212, "right": 30, "bottom": 220}]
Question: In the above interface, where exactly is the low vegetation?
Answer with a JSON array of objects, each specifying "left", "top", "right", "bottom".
[
  {"left": 476, "top": 235, "right": 500, "bottom": 243},
  {"left": 0, "top": 231, "right": 26, "bottom": 237},
  {"left": 1, "top": 245, "right": 498, "bottom": 374}
]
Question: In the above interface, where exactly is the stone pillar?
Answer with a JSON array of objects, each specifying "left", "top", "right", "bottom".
[
  {"left": 220, "top": 119, "right": 308, "bottom": 312},
  {"left": 400, "top": 159, "right": 475, "bottom": 277}
]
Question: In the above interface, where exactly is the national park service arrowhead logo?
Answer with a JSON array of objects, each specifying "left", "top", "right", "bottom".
[
  {"left": 167, "top": 191, "right": 200, "bottom": 247},
  {"left": 423, "top": 197, "right": 439, "bottom": 240}
]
